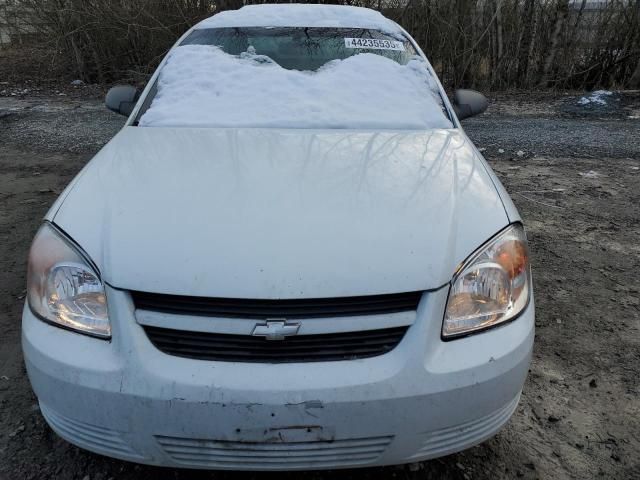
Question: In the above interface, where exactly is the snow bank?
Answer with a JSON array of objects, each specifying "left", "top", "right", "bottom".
[
  {"left": 578, "top": 90, "right": 613, "bottom": 106},
  {"left": 196, "top": 4, "right": 401, "bottom": 35},
  {"left": 139, "top": 45, "right": 452, "bottom": 130}
]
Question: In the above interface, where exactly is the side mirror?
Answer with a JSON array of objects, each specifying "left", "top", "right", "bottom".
[
  {"left": 452, "top": 89, "right": 488, "bottom": 120},
  {"left": 105, "top": 85, "right": 140, "bottom": 117}
]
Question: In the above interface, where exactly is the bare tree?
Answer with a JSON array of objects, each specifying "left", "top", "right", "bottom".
[
  {"left": 516, "top": 0, "right": 536, "bottom": 86},
  {"left": 2, "top": 0, "right": 639, "bottom": 90},
  {"left": 539, "top": 0, "right": 570, "bottom": 86}
]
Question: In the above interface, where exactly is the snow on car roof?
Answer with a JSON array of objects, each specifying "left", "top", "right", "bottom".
[
  {"left": 195, "top": 4, "right": 402, "bottom": 34},
  {"left": 138, "top": 45, "right": 452, "bottom": 130}
]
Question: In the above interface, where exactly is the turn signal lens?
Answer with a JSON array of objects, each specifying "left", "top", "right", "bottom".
[
  {"left": 443, "top": 224, "right": 530, "bottom": 338},
  {"left": 27, "top": 223, "right": 110, "bottom": 338}
]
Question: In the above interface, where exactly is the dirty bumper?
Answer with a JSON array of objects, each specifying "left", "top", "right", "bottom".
[{"left": 22, "top": 286, "right": 533, "bottom": 470}]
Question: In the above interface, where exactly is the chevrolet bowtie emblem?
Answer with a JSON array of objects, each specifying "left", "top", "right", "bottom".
[{"left": 252, "top": 319, "right": 301, "bottom": 341}]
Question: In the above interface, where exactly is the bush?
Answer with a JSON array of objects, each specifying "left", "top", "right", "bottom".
[
  {"left": 2, "top": 0, "right": 640, "bottom": 90},
  {"left": 3, "top": 0, "right": 220, "bottom": 83}
]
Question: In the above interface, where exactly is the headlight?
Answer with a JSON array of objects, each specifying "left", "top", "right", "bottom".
[
  {"left": 443, "top": 224, "right": 530, "bottom": 338},
  {"left": 27, "top": 222, "right": 110, "bottom": 338}
]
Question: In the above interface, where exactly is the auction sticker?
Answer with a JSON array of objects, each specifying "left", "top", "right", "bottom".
[{"left": 344, "top": 38, "right": 405, "bottom": 51}]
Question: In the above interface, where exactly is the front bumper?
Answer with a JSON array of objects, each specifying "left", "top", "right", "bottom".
[{"left": 22, "top": 285, "right": 534, "bottom": 470}]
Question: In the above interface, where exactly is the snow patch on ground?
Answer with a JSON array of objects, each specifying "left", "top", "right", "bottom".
[
  {"left": 196, "top": 4, "right": 401, "bottom": 34},
  {"left": 139, "top": 45, "right": 452, "bottom": 130},
  {"left": 578, "top": 90, "right": 614, "bottom": 106},
  {"left": 579, "top": 170, "right": 601, "bottom": 178}
]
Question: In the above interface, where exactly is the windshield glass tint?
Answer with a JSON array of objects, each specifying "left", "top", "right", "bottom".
[{"left": 181, "top": 27, "right": 418, "bottom": 70}]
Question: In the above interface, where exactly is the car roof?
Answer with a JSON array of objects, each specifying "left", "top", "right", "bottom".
[{"left": 194, "top": 4, "right": 401, "bottom": 34}]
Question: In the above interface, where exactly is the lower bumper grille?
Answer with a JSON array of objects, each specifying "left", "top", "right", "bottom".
[
  {"left": 40, "top": 403, "right": 143, "bottom": 460},
  {"left": 144, "top": 325, "right": 408, "bottom": 363},
  {"left": 156, "top": 435, "right": 393, "bottom": 469},
  {"left": 407, "top": 394, "right": 521, "bottom": 460}
]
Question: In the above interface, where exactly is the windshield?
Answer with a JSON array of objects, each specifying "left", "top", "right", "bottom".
[
  {"left": 137, "top": 27, "right": 452, "bottom": 130},
  {"left": 182, "top": 27, "right": 418, "bottom": 70}
]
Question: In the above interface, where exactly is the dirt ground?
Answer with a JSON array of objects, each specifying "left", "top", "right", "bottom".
[{"left": 1, "top": 89, "right": 639, "bottom": 480}]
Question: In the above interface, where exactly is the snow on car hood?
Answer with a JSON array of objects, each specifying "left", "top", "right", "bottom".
[
  {"left": 138, "top": 46, "right": 452, "bottom": 130},
  {"left": 53, "top": 127, "right": 508, "bottom": 298}
]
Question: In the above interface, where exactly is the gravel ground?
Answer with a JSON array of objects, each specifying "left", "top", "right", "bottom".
[{"left": 1, "top": 90, "right": 639, "bottom": 480}]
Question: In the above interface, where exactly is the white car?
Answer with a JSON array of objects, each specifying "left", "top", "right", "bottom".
[{"left": 23, "top": 4, "right": 534, "bottom": 471}]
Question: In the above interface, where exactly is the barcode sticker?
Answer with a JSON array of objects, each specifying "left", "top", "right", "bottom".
[{"left": 344, "top": 38, "right": 405, "bottom": 51}]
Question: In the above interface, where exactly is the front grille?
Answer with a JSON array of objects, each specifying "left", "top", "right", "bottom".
[
  {"left": 156, "top": 435, "right": 393, "bottom": 469},
  {"left": 131, "top": 290, "right": 422, "bottom": 319},
  {"left": 144, "top": 325, "right": 409, "bottom": 363}
]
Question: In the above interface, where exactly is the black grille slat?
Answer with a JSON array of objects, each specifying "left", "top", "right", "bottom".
[
  {"left": 151, "top": 340, "right": 400, "bottom": 352},
  {"left": 132, "top": 291, "right": 422, "bottom": 319},
  {"left": 144, "top": 326, "right": 408, "bottom": 363},
  {"left": 147, "top": 328, "right": 406, "bottom": 345},
  {"left": 151, "top": 341, "right": 399, "bottom": 354},
  {"left": 157, "top": 346, "right": 393, "bottom": 358}
]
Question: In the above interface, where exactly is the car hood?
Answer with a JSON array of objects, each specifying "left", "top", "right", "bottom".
[{"left": 53, "top": 127, "right": 508, "bottom": 298}]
